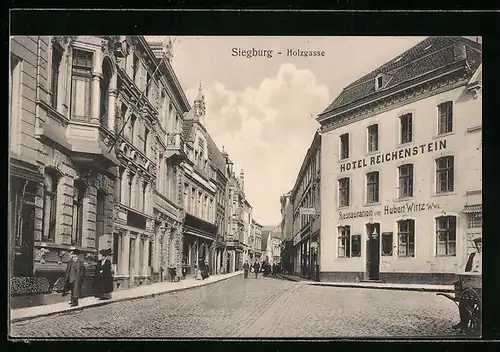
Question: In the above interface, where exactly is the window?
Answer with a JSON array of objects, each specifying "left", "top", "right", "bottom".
[
  {"left": 184, "top": 183, "right": 189, "bottom": 209},
  {"left": 148, "top": 240, "right": 152, "bottom": 267},
  {"left": 436, "top": 156, "right": 454, "bottom": 193},
  {"left": 340, "top": 133, "right": 349, "bottom": 159},
  {"left": 376, "top": 76, "right": 383, "bottom": 89},
  {"left": 10, "top": 55, "right": 21, "bottom": 153},
  {"left": 142, "top": 182, "right": 147, "bottom": 213},
  {"left": 144, "top": 127, "right": 149, "bottom": 155},
  {"left": 398, "top": 164, "right": 414, "bottom": 198},
  {"left": 132, "top": 54, "right": 139, "bottom": 83},
  {"left": 337, "top": 226, "right": 350, "bottom": 258},
  {"left": 397, "top": 220, "right": 415, "bottom": 257},
  {"left": 366, "top": 171, "right": 380, "bottom": 203},
  {"left": 100, "top": 59, "right": 112, "bottom": 127},
  {"left": 191, "top": 188, "right": 196, "bottom": 214},
  {"left": 146, "top": 72, "right": 151, "bottom": 97},
  {"left": 338, "top": 177, "right": 350, "bottom": 207},
  {"left": 438, "top": 101, "right": 453, "bottom": 135},
  {"left": 351, "top": 235, "right": 361, "bottom": 257},
  {"left": 71, "top": 49, "right": 93, "bottom": 121},
  {"left": 113, "top": 233, "right": 119, "bottom": 264},
  {"left": 128, "top": 115, "right": 137, "bottom": 144},
  {"left": 51, "top": 44, "right": 63, "bottom": 109},
  {"left": 128, "top": 173, "right": 134, "bottom": 207},
  {"left": 400, "top": 113, "right": 413, "bottom": 144},
  {"left": 381, "top": 232, "right": 393, "bottom": 256},
  {"left": 42, "top": 172, "right": 59, "bottom": 242},
  {"left": 436, "top": 216, "right": 456, "bottom": 256},
  {"left": 367, "top": 124, "right": 379, "bottom": 152},
  {"left": 71, "top": 180, "right": 86, "bottom": 246},
  {"left": 468, "top": 212, "right": 482, "bottom": 228}
]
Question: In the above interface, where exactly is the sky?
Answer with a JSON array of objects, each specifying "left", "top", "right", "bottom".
[{"left": 146, "top": 36, "right": 427, "bottom": 226}]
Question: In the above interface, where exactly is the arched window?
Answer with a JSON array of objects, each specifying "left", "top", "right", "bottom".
[
  {"left": 72, "top": 180, "right": 86, "bottom": 246},
  {"left": 100, "top": 59, "right": 113, "bottom": 127},
  {"left": 43, "top": 171, "right": 60, "bottom": 242}
]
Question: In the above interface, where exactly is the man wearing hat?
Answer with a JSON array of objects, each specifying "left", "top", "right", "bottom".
[
  {"left": 95, "top": 248, "right": 114, "bottom": 300},
  {"left": 62, "top": 249, "right": 86, "bottom": 307},
  {"left": 452, "top": 235, "right": 482, "bottom": 330}
]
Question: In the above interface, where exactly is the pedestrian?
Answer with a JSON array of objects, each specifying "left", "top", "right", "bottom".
[
  {"left": 204, "top": 260, "right": 210, "bottom": 278},
  {"left": 198, "top": 258, "right": 207, "bottom": 280},
  {"left": 453, "top": 236, "right": 482, "bottom": 330},
  {"left": 243, "top": 260, "right": 249, "bottom": 279},
  {"left": 253, "top": 261, "right": 260, "bottom": 279},
  {"left": 62, "top": 249, "right": 86, "bottom": 307},
  {"left": 95, "top": 248, "right": 113, "bottom": 300}
]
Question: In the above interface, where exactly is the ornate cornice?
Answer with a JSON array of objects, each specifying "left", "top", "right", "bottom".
[{"left": 320, "top": 71, "right": 469, "bottom": 134}]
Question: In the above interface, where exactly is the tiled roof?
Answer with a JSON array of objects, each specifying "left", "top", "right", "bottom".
[
  {"left": 206, "top": 133, "right": 226, "bottom": 174},
  {"left": 320, "top": 37, "right": 482, "bottom": 117}
]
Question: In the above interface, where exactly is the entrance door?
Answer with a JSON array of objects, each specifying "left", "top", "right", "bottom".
[{"left": 366, "top": 223, "right": 381, "bottom": 281}]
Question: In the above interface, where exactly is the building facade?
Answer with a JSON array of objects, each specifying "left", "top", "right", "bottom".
[
  {"left": 252, "top": 220, "right": 263, "bottom": 262},
  {"left": 226, "top": 170, "right": 246, "bottom": 272},
  {"left": 10, "top": 36, "right": 122, "bottom": 294},
  {"left": 280, "top": 191, "right": 294, "bottom": 273},
  {"left": 317, "top": 37, "right": 482, "bottom": 284},
  {"left": 290, "top": 131, "right": 321, "bottom": 279},
  {"left": 180, "top": 85, "right": 218, "bottom": 276}
]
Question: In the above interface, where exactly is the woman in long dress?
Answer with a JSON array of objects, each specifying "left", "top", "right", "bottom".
[{"left": 95, "top": 248, "right": 113, "bottom": 300}]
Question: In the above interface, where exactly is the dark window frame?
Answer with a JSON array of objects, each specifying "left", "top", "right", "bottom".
[
  {"left": 436, "top": 216, "right": 457, "bottom": 256},
  {"left": 340, "top": 133, "right": 349, "bottom": 160},
  {"left": 400, "top": 113, "right": 413, "bottom": 144},
  {"left": 436, "top": 156, "right": 454, "bottom": 193},
  {"left": 366, "top": 171, "right": 380, "bottom": 203},
  {"left": 338, "top": 177, "right": 350, "bottom": 207},
  {"left": 367, "top": 124, "right": 379, "bottom": 152},
  {"left": 397, "top": 219, "right": 415, "bottom": 257},
  {"left": 338, "top": 225, "right": 351, "bottom": 258},
  {"left": 398, "top": 164, "right": 414, "bottom": 198},
  {"left": 438, "top": 101, "right": 453, "bottom": 135}
]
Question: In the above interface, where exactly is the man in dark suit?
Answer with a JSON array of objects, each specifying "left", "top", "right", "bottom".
[
  {"left": 453, "top": 236, "right": 482, "bottom": 330},
  {"left": 253, "top": 261, "right": 260, "bottom": 279},
  {"left": 63, "top": 249, "right": 86, "bottom": 307}
]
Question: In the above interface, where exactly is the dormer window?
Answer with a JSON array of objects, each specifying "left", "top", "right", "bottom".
[{"left": 375, "top": 74, "right": 384, "bottom": 91}]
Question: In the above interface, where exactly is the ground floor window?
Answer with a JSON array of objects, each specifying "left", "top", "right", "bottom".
[
  {"left": 351, "top": 234, "right": 361, "bottom": 257},
  {"left": 436, "top": 216, "right": 457, "bottom": 256},
  {"left": 337, "top": 225, "right": 350, "bottom": 258},
  {"left": 381, "top": 232, "right": 393, "bottom": 256},
  {"left": 397, "top": 219, "right": 415, "bottom": 257},
  {"left": 467, "top": 212, "right": 482, "bottom": 229}
]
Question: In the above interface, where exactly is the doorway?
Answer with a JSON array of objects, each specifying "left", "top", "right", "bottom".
[{"left": 366, "top": 223, "right": 381, "bottom": 281}]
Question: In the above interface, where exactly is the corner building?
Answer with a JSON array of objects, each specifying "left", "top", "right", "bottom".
[{"left": 317, "top": 37, "right": 482, "bottom": 284}]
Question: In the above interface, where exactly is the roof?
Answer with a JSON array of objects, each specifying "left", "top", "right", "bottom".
[
  {"left": 206, "top": 133, "right": 226, "bottom": 174},
  {"left": 319, "top": 37, "right": 482, "bottom": 118}
]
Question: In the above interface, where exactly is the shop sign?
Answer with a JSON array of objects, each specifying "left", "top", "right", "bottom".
[
  {"left": 339, "top": 139, "right": 447, "bottom": 173},
  {"left": 338, "top": 201, "right": 441, "bottom": 220},
  {"left": 300, "top": 207, "right": 316, "bottom": 215}
]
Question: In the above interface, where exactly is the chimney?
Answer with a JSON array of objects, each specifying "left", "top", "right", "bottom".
[{"left": 240, "top": 169, "right": 245, "bottom": 192}]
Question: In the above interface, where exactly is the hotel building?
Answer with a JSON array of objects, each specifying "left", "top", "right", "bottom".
[{"left": 317, "top": 37, "right": 482, "bottom": 284}]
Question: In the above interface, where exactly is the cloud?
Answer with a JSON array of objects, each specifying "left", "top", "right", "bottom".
[{"left": 185, "top": 63, "right": 330, "bottom": 225}]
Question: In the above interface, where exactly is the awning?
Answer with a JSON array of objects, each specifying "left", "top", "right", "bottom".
[{"left": 462, "top": 204, "right": 482, "bottom": 214}]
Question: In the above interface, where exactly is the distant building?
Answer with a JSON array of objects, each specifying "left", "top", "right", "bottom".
[
  {"left": 316, "top": 37, "right": 482, "bottom": 284},
  {"left": 290, "top": 131, "right": 321, "bottom": 279},
  {"left": 280, "top": 191, "right": 293, "bottom": 273}
]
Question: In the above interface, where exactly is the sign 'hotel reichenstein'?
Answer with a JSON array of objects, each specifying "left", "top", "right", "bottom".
[{"left": 339, "top": 139, "right": 447, "bottom": 173}]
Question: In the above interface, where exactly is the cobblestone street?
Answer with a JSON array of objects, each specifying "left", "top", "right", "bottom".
[{"left": 10, "top": 276, "right": 464, "bottom": 338}]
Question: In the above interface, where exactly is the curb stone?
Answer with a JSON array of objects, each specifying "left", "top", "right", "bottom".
[
  {"left": 277, "top": 274, "right": 454, "bottom": 293},
  {"left": 11, "top": 272, "right": 243, "bottom": 323}
]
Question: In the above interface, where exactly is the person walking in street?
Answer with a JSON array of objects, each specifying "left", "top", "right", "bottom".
[
  {"left": 95, "top": 248, "right": 113, "bottom": 300},
  {"left": 253, "top": 261, "right": 260, "bottom": 279},
  {"left": 243, "top": 260, "right": 250, "bottom": 279},
  {"left": 62, "top": 249, "right": 86, "bottom": 307}
]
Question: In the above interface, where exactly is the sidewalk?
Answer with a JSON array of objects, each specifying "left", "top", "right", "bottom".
[
  {"left": 10, "top": 271, "right": 242, "bottom": 323},
  {"left": 278, "top": 274, "right": 454, "bottom": 293}
]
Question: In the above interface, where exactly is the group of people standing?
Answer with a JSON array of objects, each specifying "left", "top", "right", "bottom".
[
  {"left": 195, "top": 258, "right": 210, "bottom": 280},
  {"left": 62, "top": 248, "right": 114, "bottom": 307},
  {"left": 243, "top": 260, "right": 282, "bottom": 279}
]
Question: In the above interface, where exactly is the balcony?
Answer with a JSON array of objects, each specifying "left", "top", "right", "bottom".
[
  {"left": 165, "top": 133, "right": 187, "bottom": 162},
  {"left": 183, "top": 213, "right": 217, "bottom": 240}
]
